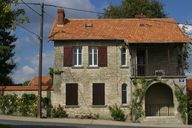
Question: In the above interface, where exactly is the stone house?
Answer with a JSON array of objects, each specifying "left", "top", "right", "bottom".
[{"left": 49, "top": 9, "right": 190, "bottom": 122}]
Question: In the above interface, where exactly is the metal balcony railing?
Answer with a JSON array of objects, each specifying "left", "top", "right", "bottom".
[{"left": 131, "top": 64, "right": 184, "bottom": 76}]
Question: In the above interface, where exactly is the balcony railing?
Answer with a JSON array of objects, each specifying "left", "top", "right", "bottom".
[{"left": 131, "top": 64, "right": 184, "bottom": 76}]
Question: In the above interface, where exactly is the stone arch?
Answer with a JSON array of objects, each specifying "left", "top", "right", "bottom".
[{"left": 145, "top": 82, "right": 174, "bottom": 116}]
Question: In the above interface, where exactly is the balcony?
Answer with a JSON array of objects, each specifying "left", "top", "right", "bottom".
[{"left": 131, "top": 64, "right": 184, "bottom": 77}]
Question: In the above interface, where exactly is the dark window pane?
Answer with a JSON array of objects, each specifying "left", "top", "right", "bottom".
[
  {"left": 122, "top": 84, "right": 127, "bottom": 104},
  {"left": 121, "top": 48, "right": 126, "bottom": 65}
]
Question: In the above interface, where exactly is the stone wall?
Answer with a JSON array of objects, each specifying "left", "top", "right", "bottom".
[{"left": 52, "top": 41, "right": 131, "bottom": 119}]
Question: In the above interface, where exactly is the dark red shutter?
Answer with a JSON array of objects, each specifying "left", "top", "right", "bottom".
[
  {"left": 64, "top": 46, "right": 72, "bottom": 66},
  {"left": 98, "top": 46, "right": 107, "bottom": 67},
  {"left": 66, "top": 84, "right": 78, "bottom": 105},
  {"left": 93, "top": 83, "right": 105, "bottom": 105}
]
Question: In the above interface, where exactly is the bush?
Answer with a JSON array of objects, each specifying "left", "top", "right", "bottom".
[
  {"left": 188, "top": 110, "right": 192, "bottom": 124},
  {"left": 108, "top": 104, "right": 126, "bottom": 121},
  {"left": 79, "top": 113, "right": 99, "bottom": 119},
  {"left": 52, "top": 105, "right": 68, "bottom": 118},
  {"left": 0, "top": 94, "right": 18, "bottom": 115},
  {"left": 19, "top": 94, "right": 37, "bottom": 116}
]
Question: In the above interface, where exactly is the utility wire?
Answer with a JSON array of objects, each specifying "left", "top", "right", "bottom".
[
  {"left": 44, "top": 4, "right": 104, "bottom": 14},
  {"left": 16, "top": 23, "right": 40, "bottom": 38},
  {"left": 18, "top": 2, "right": 104, "bottom": 15},
  {"left": 20, "top": 0, "right": 41, "bottom": 16}
]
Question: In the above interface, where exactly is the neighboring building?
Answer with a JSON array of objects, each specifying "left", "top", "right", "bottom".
[
  {"left": 28, "top": 76, "right": 52, "bottom": 87},
  {"left": 49, "top": 9, "right": 190, "bottom": 122}
]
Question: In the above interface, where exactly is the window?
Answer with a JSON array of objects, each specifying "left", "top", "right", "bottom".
[
  {"left": 73, "top": 47, "right": 82, "bottom": 66},
  {"left": 66, "top": 84, "right": 78, "bottom": 105},
  {"left": 93, "top": 83, "right": 105, "bottom": 105},
  {"left": 122, "top": 84, "right": 127, "bottom": 104},
  {"left": 89, "top": 47, "right": 98, "bottom": 66},
  {"left": 121, "top": 47, "right": 127, "bottom": 66}
]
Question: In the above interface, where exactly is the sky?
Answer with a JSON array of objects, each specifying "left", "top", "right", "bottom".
[{"left": 12, "top": 0, "right": 192, "bottom": 83}]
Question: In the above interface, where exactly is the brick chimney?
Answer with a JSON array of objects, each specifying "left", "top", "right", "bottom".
[{"left": 57, "top": 8, "right": 65, "bottom": 26}]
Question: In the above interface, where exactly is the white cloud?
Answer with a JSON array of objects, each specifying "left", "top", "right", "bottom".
[
  {"left": 12, "top": 65, "right": 36, "bottom": 83},
  {"left": 22, "top": 65, "right": 35, "bottom": 75}
]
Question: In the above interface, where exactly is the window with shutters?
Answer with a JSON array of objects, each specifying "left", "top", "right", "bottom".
[
  {"left": 122, "top": 84, "right": 127, "bottom": 104},
  {"left": 92, "top": 83, "right": 105, "bottom": 105},
  {"left": 66, "top": 83, "right": 78, "bottom": 105},
  {"left": 73, "top": 47, "right": 82, "bottom": 66},
  {"left": 121, "top": 47, "right": 127, "bottom": 66},
  {"left": 64, "top": 46, "right": 73, "bottom": 66},
  {"left": 89, "top": 47, "right": 98, "bottom": 66}
]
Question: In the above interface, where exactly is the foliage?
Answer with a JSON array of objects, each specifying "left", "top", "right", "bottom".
[
  {"left": 19, "top": 94, "right": 37, "bottom": 117},
  {"left": 52, "top": 105, "right": 68, "bottom": 118},
  {"left": 188, "top": 110, "right": 192, "bottom": 124},
  {"left": 22, "top": 80, "right": 30, "bottom": 86},
  {"left": 175, "top": 83, "right": 187, "bottom": 124},
  {"left": 180, "top": 24, "right": 191, "bottom": 70},
  {"left": 0, "top": 94, "right": 18, "bottom": 115},
  {"left": 108, "top": 104, "right": 126, "bottom": 121},
  {"left": 0, "top": 0, "right": 27, "bottom": 85},
  {"left": 130, "top": 79, "right": 156, "bottom": 122},
  {"left": 79, "top": 113, "right": 99, "bottom": 119},
  {"left": 101, "top": 0, "right": 166, "bottom": 18},
  {"left": 48, "top": 67, "right": 63, "bottom": 78}
]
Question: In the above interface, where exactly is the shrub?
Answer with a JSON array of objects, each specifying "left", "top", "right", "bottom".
[
  {"left": 0, "top": 94, "right": 18, "bottom": 115},
  {"left": 188, "top": 110, "right": 192, "bottom": 124},
  {"left": 52, "top": 105, "right": 68, "bottom": 118},
  {"left": 19, "top": 94, "right": 37, "bottom": 116},
  {"left": 108, "top": 104, "right": 125, "bottom": 121},
  {"left": 79, "top": 113, "right": 99, "bottom": 119}
]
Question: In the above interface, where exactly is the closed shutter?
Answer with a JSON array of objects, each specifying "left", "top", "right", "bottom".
[
  {"left": 66, "top": 84, "right": 78, "bottom": 105},
  {"left": 64, "top": 46, "right": 73, "bottom": 66},
  {"left": 93, "top": 83, "right": 105, "bottom": 105},
  {"left": 98, "top": 46, "right": 107, "bottom": 67}
]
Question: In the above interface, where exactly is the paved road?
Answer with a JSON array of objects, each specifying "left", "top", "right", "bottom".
[{"left": 0, "top": 119, "right": 156, "bottom": 128}]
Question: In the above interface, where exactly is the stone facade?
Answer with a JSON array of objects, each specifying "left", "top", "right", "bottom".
[
  {"left": 52, "top": 41, "right": 186, "bottom": 121},
  {"left": 52, "top": 41, "right": 131, "bottom": 119}
]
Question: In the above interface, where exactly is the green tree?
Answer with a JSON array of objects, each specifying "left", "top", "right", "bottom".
[
  {"left": 0, "top": 0, "right": 26, "bottom": 85},
  {"left": 101, "top": 0, "right": 166, "bottom": 18}
]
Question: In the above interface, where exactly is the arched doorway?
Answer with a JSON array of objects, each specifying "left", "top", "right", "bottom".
[{"left": 145, "top": 83, "right": 174, "bottom": 116}]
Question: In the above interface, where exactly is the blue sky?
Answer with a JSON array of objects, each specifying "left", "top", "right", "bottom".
[{"left": 12, "top": 0, "right": 192, "bottom": 83}]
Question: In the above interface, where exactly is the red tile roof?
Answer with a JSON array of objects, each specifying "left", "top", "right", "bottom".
[
  {"left": 0, "top": 76, "right": 52, "bottom": 91},
  {"left": 49, "top": 18, "right": 190, "bottom": 43},
  {"left": 29, "top": 76, "right": 52, "bottom": 87}
]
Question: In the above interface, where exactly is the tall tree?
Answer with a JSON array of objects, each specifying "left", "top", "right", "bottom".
[
  {"left": 101, "top": 0, "right": 166, "bottom": 18},
  {"left": 0, "top": 0, "right": 26, "bottom": 85}
]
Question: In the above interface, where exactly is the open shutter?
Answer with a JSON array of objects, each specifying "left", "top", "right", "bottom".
[
  {"left": 98, "top": 46, "right": 107, "bottom": 67},
  {"left": 64, "top": 46, "right": 72, "bottom": 66}
]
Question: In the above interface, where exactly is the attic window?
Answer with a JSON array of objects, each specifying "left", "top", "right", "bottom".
[{"left": 85, "top": 23, "right": 93, "bottom": 28}]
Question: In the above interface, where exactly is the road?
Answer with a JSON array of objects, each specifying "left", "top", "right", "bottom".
[{"left": 0, "top": 119, "right": 158, "bottom": 128}]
